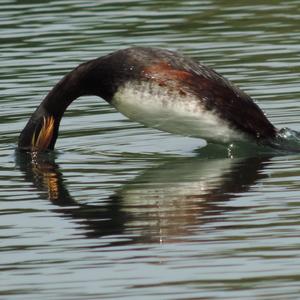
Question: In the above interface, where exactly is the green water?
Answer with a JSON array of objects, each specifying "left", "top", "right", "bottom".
[{"left": 1, "top": 0, "right": 300, "bottom": 299}]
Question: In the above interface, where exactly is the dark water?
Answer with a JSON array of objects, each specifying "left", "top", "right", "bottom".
[{"left": 2, "top": 0, "right": 300, "bottom": 299}]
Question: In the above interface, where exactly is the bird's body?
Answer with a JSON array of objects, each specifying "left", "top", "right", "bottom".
[
  {"left": 112, "top": 79, "right": 243, "bottom": 143},
  {"left": 18, "top": 47, "right": 277, "bottom": 152}
]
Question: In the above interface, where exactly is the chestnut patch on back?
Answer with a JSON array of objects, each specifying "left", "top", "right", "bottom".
[{"left": 142, "top": 62, "right": 193, "bottom": 89}]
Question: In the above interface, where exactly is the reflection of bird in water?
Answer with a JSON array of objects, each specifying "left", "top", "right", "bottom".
[{"left": 16, "top": 151, "right": 271, "bottom": 245}]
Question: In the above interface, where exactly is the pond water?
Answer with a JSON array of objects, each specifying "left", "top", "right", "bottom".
[{"left": 1, "top": 0, "right": 300, "bottom": 299}]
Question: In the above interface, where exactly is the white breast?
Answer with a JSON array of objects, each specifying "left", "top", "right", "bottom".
[{"left": 112, "top": 81, "right": 245, "bottom": 143}]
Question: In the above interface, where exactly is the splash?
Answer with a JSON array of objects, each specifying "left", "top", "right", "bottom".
[{"left": 270, "top": 127, "right": 300, "bottom": 153}]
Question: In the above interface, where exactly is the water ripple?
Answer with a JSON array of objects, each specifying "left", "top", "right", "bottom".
[{"left": 2, "top": 0, "right": 300, "bottom": 299}]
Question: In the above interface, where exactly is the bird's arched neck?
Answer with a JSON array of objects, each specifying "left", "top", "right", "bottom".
[
  {"left": 18, "top": 69, "right": 83, "bottom": 151},
  {"left": 18, "top": 57, "right": 119, "bottom": 152}
]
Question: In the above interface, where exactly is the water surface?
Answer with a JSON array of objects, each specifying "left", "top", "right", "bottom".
[{"left": 1, "top": 0, "right": 300, "bottom": 299}]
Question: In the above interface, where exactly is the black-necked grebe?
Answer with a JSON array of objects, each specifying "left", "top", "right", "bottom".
[{"left": 18, "top": 47, "right": 278, "bottom": 152}]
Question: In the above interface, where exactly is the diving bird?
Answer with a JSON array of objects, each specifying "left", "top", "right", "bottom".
[{"left": 18, "top": 47, "right": 278, "bottom": 152}]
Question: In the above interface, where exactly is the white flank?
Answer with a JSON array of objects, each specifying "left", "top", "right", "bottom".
[{"left": 112, "top": 81, "right": 245, "bottom": 143}]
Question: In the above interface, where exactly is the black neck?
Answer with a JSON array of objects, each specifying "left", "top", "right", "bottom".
[{"left": 18, "top": 57, "right": 116, "bottom": 151}]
